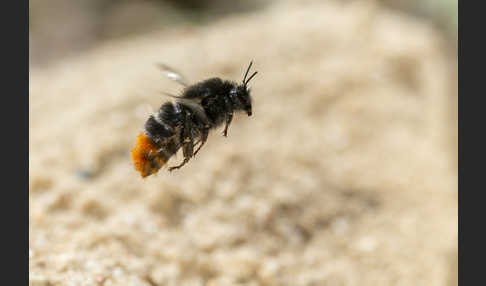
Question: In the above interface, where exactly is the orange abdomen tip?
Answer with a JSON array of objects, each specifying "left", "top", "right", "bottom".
[{"left": 131, "top": 133, "right": 166, "bottom": 178}]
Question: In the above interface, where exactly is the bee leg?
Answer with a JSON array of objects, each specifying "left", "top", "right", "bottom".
[
  {"left": 194, "top": 127, "right": 209, "bottom": 156},
  {"left": 222, "top": 98, "right": 233, "bottom": 137},
  {"left": 168, "top": 141, "right": 193, "bottom": 171},
  {"left": 223, "top": 113, "right": 233, "bottom": 137},
  {"left": 193, "top": 139, "right": 201, "bottom": 150},
  {"left": 169, "top": 116, "right": 194, "bottom": 171}
]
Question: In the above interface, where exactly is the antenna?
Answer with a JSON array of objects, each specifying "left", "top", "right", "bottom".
[
  {"left": 245, "top": 71, "right": 258, "bottom": 85},
  {"left": 243, "top": 61, "right": 253, "bottom": 84},
  {"left": 243, "top": 61, "right": 258, "bottom": 85}
]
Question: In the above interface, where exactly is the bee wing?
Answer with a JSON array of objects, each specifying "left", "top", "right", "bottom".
[
  {"left": 178, "top": 98, "right": 209, "bottom": 124},
  {"left": 160, "top": 91, "right": 183, "bottom": 98},
  {"left": 157, "top": 63, "right": 190, "bottom": 87},
  {"left": 158, "top": 91, "right": 207, "bottom": 124}
]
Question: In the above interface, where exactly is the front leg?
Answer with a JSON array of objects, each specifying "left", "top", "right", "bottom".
[{"left": 222, "top": 97, "right": 233, "bottom": 137}]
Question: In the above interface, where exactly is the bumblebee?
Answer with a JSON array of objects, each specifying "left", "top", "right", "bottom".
[{"left": 131, "top": 61, "right": 258, "bottom": 177}]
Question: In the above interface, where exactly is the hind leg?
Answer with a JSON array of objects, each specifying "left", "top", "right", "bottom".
[
  {"left": 168, "top": 140, "right": 193, "bottom": 171},
  {"left": 194, "top": 127, "right": 209, "bottom": 156},
  {"left": 169, "top": 114, "right": 194, "bottom": 171}
]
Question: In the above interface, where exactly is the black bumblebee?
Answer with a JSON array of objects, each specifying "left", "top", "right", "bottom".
[{"left": 132, "top": 61, "right": 258, "bottom": 177}]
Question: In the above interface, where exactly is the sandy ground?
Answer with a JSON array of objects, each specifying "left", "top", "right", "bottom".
[{"left": 29, "top": 1, "right": 457, "bottom": 285}]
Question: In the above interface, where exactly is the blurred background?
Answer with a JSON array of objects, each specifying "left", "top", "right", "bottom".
[
  {"left": 30, "top": 0, "right": 457, "bottom": 67},
  {"left": 29, "top": 0, "right": 457, "bottom": 285}
]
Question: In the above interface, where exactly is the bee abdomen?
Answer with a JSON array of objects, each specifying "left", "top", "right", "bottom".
[
  {"left": 131, "top": 101, "right": 184, "bottom": 178},
  {"left": 144, "top": 115, "right": 174, "bottom": 142},
  {"left": 131, "top": 133, "right": 167, "bottom": 178}
]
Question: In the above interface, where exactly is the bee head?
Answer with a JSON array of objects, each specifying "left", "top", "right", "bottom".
[{"left": 231, "top": 61, "right": 257, "bottom": 116}]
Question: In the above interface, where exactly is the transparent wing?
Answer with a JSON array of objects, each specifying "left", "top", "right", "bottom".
[{"left": 157, "top": 63, "right": 190, "bottom": 87}]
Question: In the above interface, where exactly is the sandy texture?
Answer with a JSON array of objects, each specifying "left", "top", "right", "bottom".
[{"left": 29, "top": 1, "right": 457, "bottom": 285}]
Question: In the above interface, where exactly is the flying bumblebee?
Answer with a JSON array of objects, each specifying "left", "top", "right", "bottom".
[{"left": 131, "top": 61, "right": 258, "bottom": 177}]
